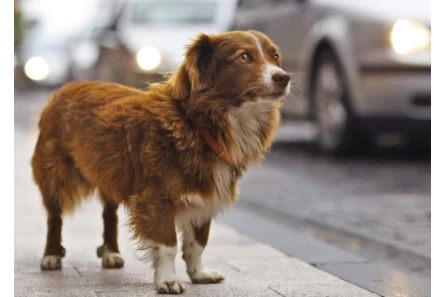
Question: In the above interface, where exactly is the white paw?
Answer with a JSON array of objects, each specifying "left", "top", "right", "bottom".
[
  {"left": 189, "top": 269, "right": 225, "bottom": 284},
  {"left": 102, "top": 252, "right": 124, "bottom": 269},
  {"left": 155, "top": 276, "right": 185, "bottom": 294},
  {"left": 40, "top": 255, "right": 62, "bottom": 270}
]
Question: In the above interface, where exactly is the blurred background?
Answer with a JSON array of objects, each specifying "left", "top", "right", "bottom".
[{"left": 14, "top": 0, "right": 431, "bottom": 288}]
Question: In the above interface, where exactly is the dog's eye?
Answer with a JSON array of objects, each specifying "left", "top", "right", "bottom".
[
  {"left": 273, "top": 53, "right": 279, "bottom": 61},
  {"left": 239, "top": 53, "right": 250, "bottom": 63}
]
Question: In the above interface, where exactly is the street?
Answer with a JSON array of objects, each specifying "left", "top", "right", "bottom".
[{"left": 15, "top": 89, "right": 430, "bottom": 296}]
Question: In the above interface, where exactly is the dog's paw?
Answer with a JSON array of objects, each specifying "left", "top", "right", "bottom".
[
  {"left": 156, "top": 277, "right": 185, "bottom": 294},
  {"left": 40, "top": 255, "right": 62, "bottom": 270},
  {"left": 97, "top": 245, "right": 124, "bottom": 269},
  {"left": 102, "top": 252, "right": 124, "bottom": 269},
  {"left": 189, "top": 269, "right": 225, "bottom": 284}
]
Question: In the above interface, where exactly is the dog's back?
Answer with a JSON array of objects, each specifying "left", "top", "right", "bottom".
[{"left": 32, "top": 81, "right": 149, "bottom": 212}]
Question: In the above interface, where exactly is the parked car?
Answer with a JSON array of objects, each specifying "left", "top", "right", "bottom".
[
  {"left": 71, "top": 0, "right": 238, "bottom": 87},
  {"left": 15, "top": 0, "right": 97, "bottom": 89},
  {"left": 232, "top": 0, "right": 431, "bottom": 154},
  {"left": 15, "top": 30, "right": 73, "bottom": 88}
]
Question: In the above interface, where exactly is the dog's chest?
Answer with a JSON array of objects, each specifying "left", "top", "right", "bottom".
[
  {"left": 176, "top": 162, "right": 236, "bottom": 227},
  {"left": 228, "top": 101, "right": 271, "bottom": 162},
  {"left": 212, "top": 161, "right": 235, "bottom": 201}
]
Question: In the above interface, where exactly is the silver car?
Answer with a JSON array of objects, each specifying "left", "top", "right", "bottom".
[
  {"left": 233, "top": 0, "right": 431, "bottom": 154},
  {"left": 71, "top": 0, "right": 237, "bottom": 87}
]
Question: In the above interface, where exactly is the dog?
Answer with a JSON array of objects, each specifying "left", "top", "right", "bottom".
[{"left": 31, "top": 30, "right": 290, "bottom": 294}]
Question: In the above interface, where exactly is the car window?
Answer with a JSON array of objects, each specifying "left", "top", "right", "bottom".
[
  {"left": 132, "top": 1, "right": 218, "bottom": 25},
  {"left": 238, "top": 0, "right": 273, "bottom": 9},
  {"left": 273, "top": 0, "right": 295, "bottom": 3}
]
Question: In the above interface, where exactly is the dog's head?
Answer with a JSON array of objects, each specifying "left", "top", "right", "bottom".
[{"left": 169, "top": 30, "right": 290, "bottom": 104}]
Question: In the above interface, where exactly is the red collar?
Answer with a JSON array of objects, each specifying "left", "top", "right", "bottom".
[{"left": 194, "top": 121, "right": 239, "bottom": 166}]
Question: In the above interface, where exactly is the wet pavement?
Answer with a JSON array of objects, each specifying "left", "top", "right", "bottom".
[
  {"left": 232, "top": 139, "right": 431, "bottom": 278},
  {"left": 15, "top": 89, "right": 430, "bottom": 296}
]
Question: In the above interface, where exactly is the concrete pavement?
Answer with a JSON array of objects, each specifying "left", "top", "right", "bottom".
[{"left": 15, "top": 204, "right": 379, "bottom": 296}]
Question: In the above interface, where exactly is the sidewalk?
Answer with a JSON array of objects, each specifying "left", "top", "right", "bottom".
[{"left": 15, "top": 204, "right": 378, "bottom": 297}]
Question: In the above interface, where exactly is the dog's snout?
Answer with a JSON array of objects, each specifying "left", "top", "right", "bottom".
[{"left": 272, "top": 73, "right": 290, "bottom": 88}]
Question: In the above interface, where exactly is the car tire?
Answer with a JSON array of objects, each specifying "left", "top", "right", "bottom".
[{"left": 312, "top": 48, "right": 367, "bottom": 155}]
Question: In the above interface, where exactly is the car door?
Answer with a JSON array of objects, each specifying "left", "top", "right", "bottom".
[
  {"left": 262, "top": 0, "right": 311, "bottom": 115},
  {"left": 232, "top": 0, "right": 311, "bottom": 115},
  {"left": 231, "top": 0, "right": 274, "bottom": 32},
  {"left": 263, "top": 0, "right": 309, "bottom": 73}
]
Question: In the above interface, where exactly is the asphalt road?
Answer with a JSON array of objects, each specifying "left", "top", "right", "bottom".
[{"left": 15, "top": 89, "right": 431, "bottom": 282}]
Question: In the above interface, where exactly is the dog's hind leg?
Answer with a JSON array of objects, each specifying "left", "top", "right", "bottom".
[
  {"left": 32, "top": 136, "right": 93, "bottom": 270},
  {"left": 40, "top": 198, "right": 65, "bottom": 270},
  {"left": 32, "top": 139, "right": 68, "bottom": 270},
  {"left": 96, "top": 193, "right": 124, "bottom": 268}
]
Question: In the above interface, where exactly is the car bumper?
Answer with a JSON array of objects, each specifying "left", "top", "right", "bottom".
[
  {"left": 360, "top": 117, "right": 430, "bottom": 137},
  {"left": 14, "top": 64, "right": 69, "bottom": 88},
  {"left": 355, "top": 66, "right": 430, "bottom": 120}
]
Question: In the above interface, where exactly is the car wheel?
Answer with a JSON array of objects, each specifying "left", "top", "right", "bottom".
[{"left": 312, "top": 48, "right": 366, "bottom": 155}]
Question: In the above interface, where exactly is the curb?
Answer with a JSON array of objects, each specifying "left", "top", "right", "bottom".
[
  {"left": 218, "top": 203, "right": 431, "bottom": 297},
  {"left": 236, "top": 198, "right": 430, "bottom": 276}
]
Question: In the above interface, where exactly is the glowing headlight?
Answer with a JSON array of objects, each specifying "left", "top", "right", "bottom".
[
  {"left": 390, "top": 19, "right": 431, "bottom": 55},
  {"left": 136, "top": 46, "right": 161, "bottom": 71},
  {"left": 24, "top": 56, "right": 49, "bottom": 81}
]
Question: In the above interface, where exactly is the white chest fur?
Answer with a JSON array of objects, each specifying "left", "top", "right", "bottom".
[
  {"left": 227, "top": 100, "right": 273, "bottom": 163},
  {"left": 176, "top": 162, "right": 235, "bottom": 228}
]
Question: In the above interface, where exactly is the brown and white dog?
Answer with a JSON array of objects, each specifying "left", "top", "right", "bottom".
[{"left": 31, "top": 30, "right": 290, "bottom": 294}]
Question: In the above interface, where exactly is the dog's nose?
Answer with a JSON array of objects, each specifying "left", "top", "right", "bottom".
[{"left": 272, "top": 73, "right": 290, "bottom": 88}]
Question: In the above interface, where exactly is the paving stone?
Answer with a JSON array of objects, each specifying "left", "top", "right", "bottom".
[
  {"left": 223, "top": 257, "right": 345, "bottom": 286},
  {"left": 218, "top": 207, "right": 368, "bottom": 264},
  {"left": 15, "top": 292, "right": 97, "bottom": 297},
  {"left": 15, "top": 271, "right": 152, "bottom": 294},
  {"left": 96, "top": 285, "right": 281, "bottom": 297},
  {"left": 271, "top": 284, "right": 378, "bottom": 297},
  {"left": 320, "top": 262, "right": 430, "bottom": 297}
]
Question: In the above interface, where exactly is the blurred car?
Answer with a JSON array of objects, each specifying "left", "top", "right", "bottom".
[
  {"left": 232, "top": 0, "right": 431, "bottom": 154},
  {"left": 15, "top": 31, "right": 74, "bottom": 88},
  {"left": 71, "top": 0, "right": 237, "bottom": 87},
  {"left": 69, "top": 25, "right": 108, "bottom": 82}
]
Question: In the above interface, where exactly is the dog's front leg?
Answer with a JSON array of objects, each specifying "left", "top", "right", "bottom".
[
  {"left": 151, "top": 243, "right": 184, "bottom": 294},
  {"left": 130, "top": 199, "right": 184, "bottom": 294},
  {"left": 182, "top": 220, "right": 225, "bottom": 284}
]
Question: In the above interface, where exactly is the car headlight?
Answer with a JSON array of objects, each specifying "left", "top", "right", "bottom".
[
  {"left": 136, "top": 46, "right": 161, "bottom": 71},
  {"left": 390, "top": 19, "right": 431, "bottom": 55},
  {"left": 24, "top": 56, "right": 49, "bottom": 81}
]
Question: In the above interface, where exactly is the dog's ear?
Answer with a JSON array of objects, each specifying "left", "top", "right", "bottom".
[
  {"left": 185, "top": 34, "right": 216, "bottom": 91},
  {"left": 169, "top": 34, "right": 216, "bottom": 98}
]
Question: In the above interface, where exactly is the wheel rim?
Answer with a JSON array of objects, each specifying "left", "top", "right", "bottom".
[{"left": 314, "top": 62, "right": 348, "bottom": 150}]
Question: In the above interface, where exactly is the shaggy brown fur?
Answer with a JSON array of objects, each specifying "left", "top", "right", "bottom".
[{"left": 31, "top": 30, "right": 288, "bottom": 293}]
